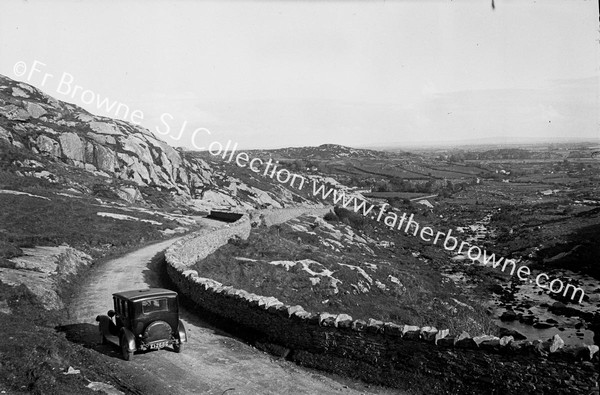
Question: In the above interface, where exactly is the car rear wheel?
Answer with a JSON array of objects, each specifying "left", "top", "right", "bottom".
[
  {"left": 173, "top": 341, "right": 184, "bottom": 353},
  {"left": 120, "top": 337, "right": 133, "bottom": 361}
]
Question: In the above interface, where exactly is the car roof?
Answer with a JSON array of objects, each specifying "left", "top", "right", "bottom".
[{"left": 113, "top": 288, "right": 178, "bottom": 302}]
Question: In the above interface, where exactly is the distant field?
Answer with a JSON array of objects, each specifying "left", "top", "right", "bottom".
[
  {"left": 352, "top": 164, "right": 428, "bottom": 179},
  {"left": 428, "top": 163, "right": 487, "bottom": 175},
  {"left": 364, "top": 191, "right": 427, "bottom": 199}
]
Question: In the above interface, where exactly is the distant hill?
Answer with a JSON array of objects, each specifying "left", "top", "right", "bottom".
[{"left": 248, "top": 143, "right": 402, "bottom": 161}]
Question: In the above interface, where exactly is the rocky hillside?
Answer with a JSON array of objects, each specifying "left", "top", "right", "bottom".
[{"left": 0, "top": 74, "right": 318, "bottom": 211}]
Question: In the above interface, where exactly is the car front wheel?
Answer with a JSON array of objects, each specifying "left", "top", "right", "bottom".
[{"left": 121, "top": 337, "right": 133, "bottom": 361}]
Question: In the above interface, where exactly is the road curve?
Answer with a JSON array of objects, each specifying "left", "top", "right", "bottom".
[{"left": 65, "top": 218, "right": 402, "bottom": 395}]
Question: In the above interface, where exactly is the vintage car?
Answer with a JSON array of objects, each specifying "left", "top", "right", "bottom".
[{"left": 96, "top": 288, "right": 187, "bottom": 360}]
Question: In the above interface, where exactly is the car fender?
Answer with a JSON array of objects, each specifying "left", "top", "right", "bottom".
[
  {"left": 96, "top": 315, "right": 112, "bottom": 336},
  {"left": 119, "top": 327, "right": 136, "bottom": 352},
  {"left": 177, "top": 320, "right": 187, "bottom": 342}
]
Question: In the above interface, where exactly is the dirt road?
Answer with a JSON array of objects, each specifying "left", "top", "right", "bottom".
[{"left": 65, "top": 218, "right": 402, "bottom": 395}]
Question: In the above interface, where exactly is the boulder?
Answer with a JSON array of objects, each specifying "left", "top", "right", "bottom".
[
  {"left": 319, "top": 312, "right": 337, "bottom": 327},
  {"left": 121, "top": 135, "right": 154, "bottom": 164},
  {"left": 59, "top": 132, "right": 85, "bottom": 162},
  {"left": 89, "top": 121, "right": 123, "bottom": 135},
  {"left": 383, "top": 322, "right": 403, "bottom": 337},
  {"left": 88, "top": 132, "right": 116, "bottom": 145},
  {"left": 455, "top": 331, "right": 477, "bottom": 348},
  {"left": 0, "top": 104, "right": 30, "bottom": 121},
  {"left": 500, "top": 310, "right": 518, "bottom": 322},
  {"left": 116, "top": 186, "right": 143, "bottom": 203},
  {"left": 94, "top": 144, "right": 117, "bottom": 172},
  {"left": 286, "top": 305, "right": 305, "bottom": 318},
  {"left": 499, "top": 327, "right": 527, "bottom": 340},
  {"left": 420, "top": 326, "right": 438, "bottom": 342},
  {"left": 25, "top": 102, "right": 47, "bottom": 118},
  {"left": 472, "top": 334, "right": 499, "bottom": 346},
  {"left": 36, "top": 135, "right": 62, "bottom": 157},
  {"left": 401, "top": 325, "right": 420, "bottom": 339},
  {"left": 334, "top": 314, "right": 353, "bottom": 328},
  {"left": 352, "top": 319, "right": 367, "bottom": 331},
  {"left": 549, "top": 334, "right": 565, "bottom": 353}
]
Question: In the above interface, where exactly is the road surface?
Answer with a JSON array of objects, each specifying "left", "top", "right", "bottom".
[{"left": 66, "top": 218, "right": 402, "bottom": 395}]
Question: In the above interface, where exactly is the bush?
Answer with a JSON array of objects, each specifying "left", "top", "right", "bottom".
[
  {"left": 323, "top": 211, "right": 338, "bottom": 222},
  {"left": 333, "top": 206, "right": 367, "bottom": 229}
]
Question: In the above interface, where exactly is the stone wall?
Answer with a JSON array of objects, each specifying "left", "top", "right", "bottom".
[{"left": 165, "top": 215, "right": 599, "bottom": 394}]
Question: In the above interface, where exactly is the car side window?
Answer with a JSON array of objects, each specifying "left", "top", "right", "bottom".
[{"left": 121, "top": 300, "right": 128, "bottom": 318}]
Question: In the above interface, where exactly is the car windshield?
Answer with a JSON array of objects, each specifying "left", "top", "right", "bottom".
[{"left": 141, "top": 298, "right": 168, "bottom": 314}]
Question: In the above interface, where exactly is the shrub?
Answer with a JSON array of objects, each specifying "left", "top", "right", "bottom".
[
  {"left": 333, "top": 206, "right": 367, "bottom": 229},
  {"left": 323, "top": 211, "right": 338, "bottom": 222}
]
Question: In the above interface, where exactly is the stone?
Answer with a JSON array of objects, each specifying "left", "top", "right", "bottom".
[
  {"left": 182, "top": 269, "right": 198, "bottom": 279},
  {"left": 420, "top": 326, "right": 438, "bottom": 342},
  {"left": 319, "top": 312, "right": 337, "bottom": 327},
  {"left": 533, "top": 321, "right": 554, "bottom": 329},
  {"left": 94, "top": 144, "right": 117, "bottom": 172},
  {"left": 334, "top": 314, "right": 353, "bottom": 328},
  {"left": 121, "top": 135, "right": 154, "bottom": 164},
  {"left": 366, "top": 318, "right": 384, "bottom": 334},
  {"left": 499, "top": 336, "right": 514, "bottom": 346},
  {"left": 88, "top": 132, "right": 116, "bottom": 145},
  {"left": 509, "top": 340, "right": 533, "bottom": 352},
  {"left": 472, "top": 335, "right": 499, "bottom": 346},
  {"left": 25, "top": 102, "right": 47, "bottom": 118},
  {"left": 499, "top": 327, "right": 527, "bottom": 340},
  {"left": 36, "top": 134, "right": 61, "bottom": 157},
  {"left": 286, "top": 305, "right": 305, "bottom": 318},
  {"left": 500, "top": 310, "right": 518, "bottom": 322},
  {"left": 59, "top": 132, "right": 85, "bottom": 162},
  {"left": 89, "top": 121, "right": 123, "bottom": 135},
  {"left": 436, "top": 336, "right": 456, "bottom": 347},
  {"left": 12, "top": 87, "right": 29, "bottom": 97},
  {"left": 572, "top": 345, "right": 600, "bottom": 361},
  {"left": 352, "top": 319, "right": 367, "bottom": 331},
  {"left": 0, "top": 104, "right": 30, "bottom": 121},
  {"left": 435, "top": 329, "right": 450, "bottom": 345},
  {"left": 455, "top": 331, "right": 477, "bottom": 348},
  {"left": 549, "top": 334, "right": 565, "bottom": 353},
  {"left": 401, "top": 325, "right": 420, "bottom": 339},
  {"left": 266, "top": 302, "right": 286, "bottom": 314},
  {"left": 116, "top": 187, "right": 143, "bottom": 203},
  {"left": 264, "top": 297, "right": 283, "bottom": 309},
  {"left": 383, "top": 322, "right": 403, "bottom": 337}
]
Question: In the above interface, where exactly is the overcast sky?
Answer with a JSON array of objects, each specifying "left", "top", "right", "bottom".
[{"left": 1, "top": 0, "right": 598, "bottom": 149}]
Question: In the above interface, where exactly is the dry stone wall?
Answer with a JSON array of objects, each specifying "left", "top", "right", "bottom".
[{"left": 165, "top": 214, "right": 599, "bottom": 394}]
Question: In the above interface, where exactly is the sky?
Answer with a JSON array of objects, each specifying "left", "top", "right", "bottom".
[{"left": 0, "top": 0, "right": 598, "bottom": 150}]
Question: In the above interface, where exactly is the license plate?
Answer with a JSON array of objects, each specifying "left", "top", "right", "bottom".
[{"left": 150, "top": 341, "right": 168, "bottom": 349}]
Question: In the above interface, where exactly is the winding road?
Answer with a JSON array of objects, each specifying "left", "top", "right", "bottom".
[{"left": 65, "top": 217, "right": 402, "bottom": 395}]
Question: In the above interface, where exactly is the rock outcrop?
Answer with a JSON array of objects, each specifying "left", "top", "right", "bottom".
[{"left": 0, "top": 74, "right": 318, "bottom": 211}]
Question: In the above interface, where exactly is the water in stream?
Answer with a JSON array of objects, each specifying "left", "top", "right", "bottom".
[{"left": 445, "top": 211, "right": 599, "bottom": 346}]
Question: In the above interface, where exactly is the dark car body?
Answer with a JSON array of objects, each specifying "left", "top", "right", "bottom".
[{"left": 96, "top": 288, "right": 187, "bottom": 360}]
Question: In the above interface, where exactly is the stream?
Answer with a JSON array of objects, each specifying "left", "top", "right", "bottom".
[{"left": 445, "top": 212, "right": 599, "bottom": 346}]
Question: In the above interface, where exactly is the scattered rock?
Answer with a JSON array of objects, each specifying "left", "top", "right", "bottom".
[
  {"left": 499, "top": 327, "right": 527, "bottom": 340},
  {"left": 500, "top": 310, "right": 518, "bottom": 322}
]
